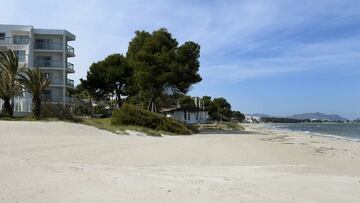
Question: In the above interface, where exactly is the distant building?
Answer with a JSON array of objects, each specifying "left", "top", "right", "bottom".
[
  {"left": 0, "top": 24, "right": 75, "bottom": 115},
  {"left": 245, "top": 115, "right": 261, "bottom": 123},
  {"left": 162, "top": 106, "right": 208, "bottom": 124}
]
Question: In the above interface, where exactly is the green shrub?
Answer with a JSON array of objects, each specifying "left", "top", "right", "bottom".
[
  {"left": 111, "top": 104, "right": 195, "bottom": 135},
  {"left": 93, "top": 105, "right": 112, "bottom": 118},
  {"left": 40, "top": 103, "right": 81, "bottom": 122},
  {"left": 73, "top": 104, "right": 92, "bottom": 116}
]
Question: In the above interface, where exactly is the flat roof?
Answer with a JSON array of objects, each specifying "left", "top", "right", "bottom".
[
  {"left": 33, "top": 29, "right": 75, "bottom": 40},
  {"left": 0, "top": 24, "right": 75, "bottom": 40},
  {"left": 161, "top": 106, "right": 207, "bottom": 113},
  {"left": 0, "top": 24, "right": 33, "bottom": 31}
]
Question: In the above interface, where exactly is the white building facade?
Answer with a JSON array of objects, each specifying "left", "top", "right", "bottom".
[
  {"left": 245, "top": 115, "right": 261, "bottom": 123},
  {"left": 0, "top": 24, "right": 75, "bottom": 115},
  {"left": 163, "top": 107, "right": 209, "bottom": 124}
]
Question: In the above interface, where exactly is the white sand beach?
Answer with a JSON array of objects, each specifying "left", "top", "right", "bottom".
[{"left": 0, "top": 121, "right": 360, "bottom": 202}]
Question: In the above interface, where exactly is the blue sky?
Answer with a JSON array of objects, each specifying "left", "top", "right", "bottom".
[{"left": 1, "top": 0, "right": 360, "bottom": 118}]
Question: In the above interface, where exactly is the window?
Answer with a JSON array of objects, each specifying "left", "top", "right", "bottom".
[
  {"left": 184, "top": 111, "right": 187, "bottom": 120},
  {"left": 15, "top": 50, "right": 26, "bottom": 62},
  {"left": 36, "top": 56, "right": 51, "bottom": 67},
  {"left": 0, "top": 33, "right": 5, "bottom": 40},
  {"left": 188, "top": 112, "right": 191, "bottom": 120},
  {"left": 43, "top": 90, "right": 52, "bottom": 101},
  {"left": 35, "top": 39, "right": 55, "bottom": 49},
  {"left": 196, "top": 112, "right": 199, "bottom": 120},
  {"left": 35, "top": 39, "right": 46, "bottom": 49},
  {"left": 13, "top": 35, "right": 29, "bottom": 44}
]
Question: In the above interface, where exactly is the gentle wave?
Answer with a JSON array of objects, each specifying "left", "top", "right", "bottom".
[{"left": 265, "top": 123, "right": 360, "bottom": 142}]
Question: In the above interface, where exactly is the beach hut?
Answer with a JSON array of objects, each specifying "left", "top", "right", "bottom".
[{"left": 161, "top": 106, "right": 208, "bottom": 124}]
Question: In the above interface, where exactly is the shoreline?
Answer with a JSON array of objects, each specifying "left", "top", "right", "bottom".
[
  {"left": 256, "top": 123, "right": 360, "bottom": 142},
  {"left": 1, "top": 121, "right": 360, "bottom": 202}
]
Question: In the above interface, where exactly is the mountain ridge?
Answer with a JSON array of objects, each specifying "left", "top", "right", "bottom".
[
  {"left": 247, "top": 112, "right": 349, "bottom": 121},
  {"left": 289, "top": 112, "right": 348, "bottom": 121}
]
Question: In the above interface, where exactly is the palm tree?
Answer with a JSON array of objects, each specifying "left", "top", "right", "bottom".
[
  {"left": 18, "top": 68, "right": 51, "bottom": 119},
  {"left": 0, "top": 49, "right": 24, "bottom": 116}
]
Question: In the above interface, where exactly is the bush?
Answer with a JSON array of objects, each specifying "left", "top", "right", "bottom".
[
  {"left": 73, "top": 104, "right": 92, "bottom": 116},
  {"left": 111, "top": 104, "right": 195, "bottom": 135},
  {"left": 93, "top": 105, "right": 112, "bottom": 118},
  {"left": 41, "top": 103, "right": 81, "bottom": 122}
]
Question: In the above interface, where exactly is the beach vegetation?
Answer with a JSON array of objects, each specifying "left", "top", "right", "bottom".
[
  {"left": 81, "top": 54, "right": 132, "bottom": 108},
  {"left": 197, "top": 121, "right": 245, "bottom": 132},
  {"left": 40, "top": 104, "right": 82, "bottom": 122},
  {"left": 232, "top": 111, "right": 246, "bottom": 122},
  {"left": 125, "top": 28, "right": 202, "bottom": 112},
  {"left": 82, "top": 118, "right": 164, "bottom": 136},
  {"left": 178, "top": 95, "right": 197, "bottom": 108},
  {"left": 111, "top": 103, "right": 196, "bottom": 135},
  {"left": 0, "top": 49, "right": 24, "bottom": 117},
  {"left": 201, "top": 96, "right": 245, "bottom": 122},
  {"left": 261, "top": 117, "right": 308, "bottom": 123},
  {"left": 18, "top": 68, "right": 51, "bottom": 119}
]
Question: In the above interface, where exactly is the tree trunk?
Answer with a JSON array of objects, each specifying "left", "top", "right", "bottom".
[
  {"left": 147, "top": 97, "right": 157, "bottom": 112},
  {"left": 1, "top": 98, "right": 13, "bottom": 117},
  {"left": 32, "top": 96, "right": 41, "bottom": 119},
  {"left": 147, "top": 98, "right": 152, "bottom": 111},
  {"left": 115, "top": 87, "right": 122, "bottom": 109},
  {"left": 116, "top": 92, "right": 122, "bottom": 109},
  {"left": 89, "top": 98, "right": 93, "bottom": 116}
]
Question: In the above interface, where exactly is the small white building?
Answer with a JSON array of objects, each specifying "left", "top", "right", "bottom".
[
  {"left": 245, "top": 115, "right": 261, "bottom": 123},
  {"left": 162, "top": 107, "right": 208, "bottom": 124}
]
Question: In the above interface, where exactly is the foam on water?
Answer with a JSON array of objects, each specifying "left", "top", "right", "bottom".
[{"left": 266, "top": 123, "right": 360, "bottom": 142}]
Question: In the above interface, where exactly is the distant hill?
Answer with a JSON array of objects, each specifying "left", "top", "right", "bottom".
[
  {"left": 246, "top": 113, "right": 270, "bottom": 118},
  {"left": 289, "top": 112, "right": 348, "bottom": 121}
]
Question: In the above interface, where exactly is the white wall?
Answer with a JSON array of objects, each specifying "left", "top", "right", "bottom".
[
  {"left": 166, "top": 111, "right": 208, "bottom": 124},
  {"left": 0, "top": 95, "right": 32, "bottom": 114}
]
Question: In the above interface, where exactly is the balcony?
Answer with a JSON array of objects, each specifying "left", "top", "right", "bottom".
[
  {"left": 66, "top": 79, "right": 74, "bottom": 87},
  {"left": 40, "top": 95, "right": 74, "bottom": 104},
  {"left": 34, "top": 41, "right": 63, "bottom": 50},
  {"left": 50, "top": 80, "right": 64, "bottom": 86},
  {"left": 66, "top": 62, "right": 75, "bottom": 72},
  {"left": 66, "top": 45, "right": 75, "bottom": 56},
  {"left": 40, "top": 95, "right": 63, "bottom": 103},
  {"left": 48, "top": 79, "right": 75, "bottom": 87},
  {"left": 0, "top": 37, "right": 30, "bottom": 45},
  {"left": 34, "top": 60, "right": 63, "bottom": 68}
]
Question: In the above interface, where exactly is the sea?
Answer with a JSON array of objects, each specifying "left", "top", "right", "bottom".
[{"left": 267, "top": 123, "right": 360, "bottom": 141}]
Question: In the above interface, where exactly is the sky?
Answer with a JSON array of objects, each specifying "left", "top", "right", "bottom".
[{"left": 1, "top": 0, "right": 360, "bottom": 119}]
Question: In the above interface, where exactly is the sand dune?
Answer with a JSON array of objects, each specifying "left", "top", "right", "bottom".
[{"left": 0, "top": 121, "right": 359, "bottom": 202}]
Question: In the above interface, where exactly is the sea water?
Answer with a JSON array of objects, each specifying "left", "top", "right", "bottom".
[{"left": 268, "top": 123, "right": 360, "bottom": 141}]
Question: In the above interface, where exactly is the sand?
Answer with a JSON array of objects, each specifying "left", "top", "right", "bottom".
[{"left": 0, "top": 121, "right": 359, "bottom": 202}]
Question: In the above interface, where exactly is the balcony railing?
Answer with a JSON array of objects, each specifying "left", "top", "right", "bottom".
[
  {"left": 66, "top": 79, "right": 74, "bottom": 87},
  {"left": 0, "top": 37, "right": 30, "bottom": 45},
  {"left": 34, "top": 60, "right": 64, "bottom": 67},
  {"left": 50, "top": 80, "right": 64, "bottom": 86},
  {"left": 34, "top": 42, "right": 63, "bottom": 50},
  {"left": 48, "top": 79, "right": 75, "bottom": 87},
  {"left": 66, "top": 45, "right": 74, "bottom": 55},
  {"left": 40, "top": 95, "right": 63, "bottom": 103},
  {"left": 40, "top": 95, "right": 74, "bottom": 103},
  {"left": 66, "top": 62, "right": 74, "bottom": 71}
]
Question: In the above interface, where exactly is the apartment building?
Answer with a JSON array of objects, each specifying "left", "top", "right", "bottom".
[{"left": 0, "top": 24, "right": 75, "bottom": 115}]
